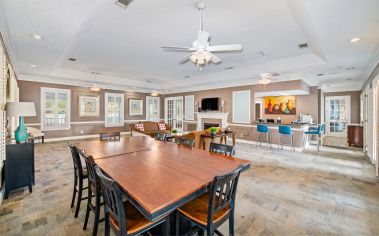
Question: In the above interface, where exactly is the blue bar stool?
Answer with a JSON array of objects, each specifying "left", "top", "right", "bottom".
[
  {"left": 278, "top": 125, "right": 294, "bottom": 151},
  {"left": 257, "top": 124, "right": 271, "bottom": 148},
  {"left": 304, "top": 123, "right": 325, "bottom": 152}
]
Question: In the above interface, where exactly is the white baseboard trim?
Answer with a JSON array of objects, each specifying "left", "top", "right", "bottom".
[
  {"left": 43, "top": 132, "right": 131, "bottom": 143},
  {"left": 235, "top": 138, "right": 303, "bottom": 152}
]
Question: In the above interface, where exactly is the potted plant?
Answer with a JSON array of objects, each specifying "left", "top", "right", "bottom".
[
  {"left": 171, "top": 129, "right": 177, "bottom": 134},
  {"left": 209, "top": 127, "right": 218, "bottom": 136}
]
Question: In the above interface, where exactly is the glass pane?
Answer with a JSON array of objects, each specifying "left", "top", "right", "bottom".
[{"left": 45, "top": 92, "right": 55, "bottom": 109}]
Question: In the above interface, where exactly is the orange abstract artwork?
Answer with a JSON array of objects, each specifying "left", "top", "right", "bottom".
[{"left": 264, "top": 96, "right": 296, "bottom": 115}]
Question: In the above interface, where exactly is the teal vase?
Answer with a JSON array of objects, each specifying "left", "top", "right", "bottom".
[{"left": 15, "top": 117, "right": 29, "bottom": 143}]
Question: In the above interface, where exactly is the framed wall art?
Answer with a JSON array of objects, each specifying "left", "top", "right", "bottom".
[
  {"left": 79, "top": 95, "right": 100, "bottom": 117},
  {"left": 129, "top": 99, "right": 143, "bottom": 116}
]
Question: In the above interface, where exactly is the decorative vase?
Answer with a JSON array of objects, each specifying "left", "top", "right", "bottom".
[{"left": 15, "top": 117, "right": 29, "bottom": 143}]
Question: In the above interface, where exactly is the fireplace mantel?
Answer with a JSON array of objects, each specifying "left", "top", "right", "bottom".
[{"left": 195, "top": 112, "right": 229, "bottom": 130}]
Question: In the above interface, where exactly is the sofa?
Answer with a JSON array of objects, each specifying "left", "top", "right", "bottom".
[{"left": 129, "top": 121, "right": 172, "bottom": 138}]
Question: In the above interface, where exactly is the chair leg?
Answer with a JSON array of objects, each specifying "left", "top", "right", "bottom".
[
  {"left": 75, "top": 180, "right": 83, "bottom": 218},
  {"left": 317, "top": 135, "right": 320, "bottom": 152},
  {"left": 229, "top": 211, "right": 235, "bottom": 236},
  {"left": 291, "top": 134, "right": 294, "bottom": 151},
  {"left": 71, "top": 175, "right": 78, "bottom": 208},
  {"left": 266, "top": 133, "right": 269, "bottom": 149},
  {"left": 104, "top": 212, "right": 110, "bottom": 236},
  {"left": 83, "top": 188, "right": 92, "bottom": 230},
  {"left": 92, "top": 193, "right": 101, "bottom": 236},
  {"left": 175, "top": 211, "right": 180, "bottom": 236},
  {"left": 163, "top": 215, "right": 170, "bottom": 236}
]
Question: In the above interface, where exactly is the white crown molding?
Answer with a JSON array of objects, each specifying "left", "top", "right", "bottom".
[
  {"left": 360, "top": 45, "right": 379, "bottom": 89},
  {"left": 0, "top": 1, "right": 19, "bottom": 76}
]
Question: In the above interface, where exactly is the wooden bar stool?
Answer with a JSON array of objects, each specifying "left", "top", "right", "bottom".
[
  {"left": 67, "top": 143, "right": 89, "bottom": 218},
  {"left": 80, "top": 150, "right": 104, "bottom": 236}
]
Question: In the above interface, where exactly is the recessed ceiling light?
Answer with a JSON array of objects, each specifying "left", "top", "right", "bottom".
[
  {"left": 346, "top": 78, "right": 353, "bottom": 81},
  {"left": 184, "top": 75, "right": 191, "bottom": 79},
  {"left": 317, "top": 73, "right": 324, "bottom": 76},
  {"left": 298, "top": 43, "right": 309, "bottom": 49},
  {"left": 346, "top": 66, "right": 355, "bottom": 70},
  {"left": 224, "top": 66, "right": 234, "bottom": 70},
  {"left": 31, "top": 34, "right": 44, "bottom": 40},
  {"left": 349, "top": 37, "right": 361, "bottom": 43},
  {"left": 68, "top": 58, "right": 77, "bottom": 62},
  {"left": 29, "top": 64, "right": 38, "bottom": 68}
]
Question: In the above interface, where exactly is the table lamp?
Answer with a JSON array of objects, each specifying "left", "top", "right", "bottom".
[{"left": 6, "top": 102, "right": 36, "bottom": 143}]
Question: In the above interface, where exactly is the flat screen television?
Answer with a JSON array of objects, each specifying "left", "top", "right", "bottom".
[{"left": 201, "top": 97, "right": 219, "bottom": 111}]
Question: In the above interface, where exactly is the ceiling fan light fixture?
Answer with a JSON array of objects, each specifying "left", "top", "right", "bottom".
[
  {"left": 90, "top": 85, "right": 101, "bottom": 93},
  {"left": 190, "top": 54, "right": 197, "bottom": 63},
  {"left": 258, "top": 77, "right": 271, "bottom": 89},
  {"left": 204, "top": 51, "right": 213, "bottom": 63}
]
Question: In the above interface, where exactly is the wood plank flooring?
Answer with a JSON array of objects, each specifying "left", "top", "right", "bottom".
[{"left": 0, "top": 140, "right": 378, "bottom": 235}]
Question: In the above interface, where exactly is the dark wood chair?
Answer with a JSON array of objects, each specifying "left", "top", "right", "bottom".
[
  {"left": 209, "top": 143, "right": 235, "bottom": 156},
  {"left": 155, "top": 133, "right": 168, "bottom": 141},
  {"left": 68, "top": 143, "right": 89, "bottom": 218},
  {"left": 100, "top": 132, "right": 121, "bottom": 141},
  {"left": 177, "top": 138, "right": 195, "bottom": 148},
  {"left": 176, "top": 165, "right": 243, "bottom": 236},
  {"left": 80, "top": 150, "right": 104, "bottom": 236},
  {"left": 94, "top": 166, "right": 170, "bottom": 236}
]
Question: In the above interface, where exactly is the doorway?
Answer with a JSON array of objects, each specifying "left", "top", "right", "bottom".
[
  {"left": 325, "top": 96, "right": 351, "bottom": 136},
  {"left": 164, "top": 96, "right": 183, "bottom": 131}
]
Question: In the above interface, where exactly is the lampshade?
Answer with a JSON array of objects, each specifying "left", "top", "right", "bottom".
[{"left": 6, "top": 102, "right": 36, "bottom": 117}]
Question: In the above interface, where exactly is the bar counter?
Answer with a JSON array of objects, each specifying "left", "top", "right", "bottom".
[{"left": 230, "top": 122, "right": 314, "bottom": 151}]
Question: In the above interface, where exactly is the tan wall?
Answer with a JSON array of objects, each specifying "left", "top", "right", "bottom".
[
  {"left": 324, "top": 91, "right": 361, "bottom": 124},
  {"left": 18, "top": 80, "right": 162, "bottom": 138},
  {"left": 167, "top": 80, "right": 319, "bottom": 125}
]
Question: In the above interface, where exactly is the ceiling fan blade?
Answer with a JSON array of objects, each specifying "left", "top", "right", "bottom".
[
  {"left": 207, "top": 44, "right": 243, "bottom": 52},
  {"left": 210, "top": 53, "right": 222, "bottom": 64},
  {"left": 161, "top": 46, "right": 195, "bottom": 51},
  {"left": 197, "top": 31, "right": 210, "bottom": 48},
  {"left": 178, "top": 54, "right": 192, "bottom": 64}
]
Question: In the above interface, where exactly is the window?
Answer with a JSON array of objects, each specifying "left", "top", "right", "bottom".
[
  {"left": 185, "top": 95, "right": 195, "bottom": 120},
  {"left": 232, "top": 90, "right": 250, "bottom": 123},
  {"left": 105, "top": 93, "right": 124, "bottom": 127},
  {"left": 146, "top": 96, "right": 160, "bottom": 122},
  {"left": 41, "top": 87, "right": 71, "bottom": 131}
]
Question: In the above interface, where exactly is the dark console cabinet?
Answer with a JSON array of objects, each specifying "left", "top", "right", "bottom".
[
  {"left": 4, "top": 141, "right": 35, "bottom": 199},
  {"left": 347, "top": 125, "right": 363, "bottom": 148}
]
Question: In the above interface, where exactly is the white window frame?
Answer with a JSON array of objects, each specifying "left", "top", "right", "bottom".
[
  {"left": 146, "top": 96, "right": 160, "bottom": 122},
  {"left": 105, "top": 92, "right": 124, "bottom": 127},
  {"left": 232, "top": 90, "right": 251, "bottom": 124},
  {"left": 184, "top": 95, "right": 195, "bottom": 121},
  {"left": 41, "top": 87, "right": 71, "bottom": 131}
]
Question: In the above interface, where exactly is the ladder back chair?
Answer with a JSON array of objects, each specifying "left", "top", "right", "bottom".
[
  {"left": 100, "top": 132, "right": 121, "bottom": 141},
  {"left": 80, "top": 150, "right": 104, "bottom": 236},
  {"left": 68, "top": 143, "right": 89, "bottom": 218},
  {"left": 94, "top": 166, "right": 170, "bottom": 236},
  {"left": 176, "top": 165, "right": 243, "bottom": 236},
  {"left": 177, "top": 137, "right": 195, "bottom": 148},
  {"left": 209, "top": 143, "right": 235, "bottom": 156}
]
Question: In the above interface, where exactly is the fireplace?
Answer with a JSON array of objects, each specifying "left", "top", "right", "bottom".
[{"left": 204, "top": 123, "right": 219, "bottom": 130}]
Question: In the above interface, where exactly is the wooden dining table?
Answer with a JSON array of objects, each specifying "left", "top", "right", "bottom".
[{"left": 75, "top": 136, "right": 251, "bottom": 222}]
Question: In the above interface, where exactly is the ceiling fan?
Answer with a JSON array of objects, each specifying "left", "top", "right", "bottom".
[
  {"left": 161, "top": 2, "right": 243, "bottom": 70},
  {"left": 256, "top": 52, "right": 279, "bottom": 89}
]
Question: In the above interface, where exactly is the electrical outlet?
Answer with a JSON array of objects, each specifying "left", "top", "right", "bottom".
[
  {"left": 240, "top": 133, "right": 244, "bottom": 138},
  {"left": 80, "top": 130, "right": 84, "bottom": 134}
]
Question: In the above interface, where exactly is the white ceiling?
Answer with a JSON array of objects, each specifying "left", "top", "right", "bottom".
[{"left": 1, "top": 0, "right": 379, "bottom": 93}]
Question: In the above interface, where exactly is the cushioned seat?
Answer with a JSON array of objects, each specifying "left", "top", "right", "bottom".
[
  {"left": 177, "top": 192, "right": 230, "bottom": 226},
  {"left": 109, "top": 201, "right": 157, "bottom": 234}
]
